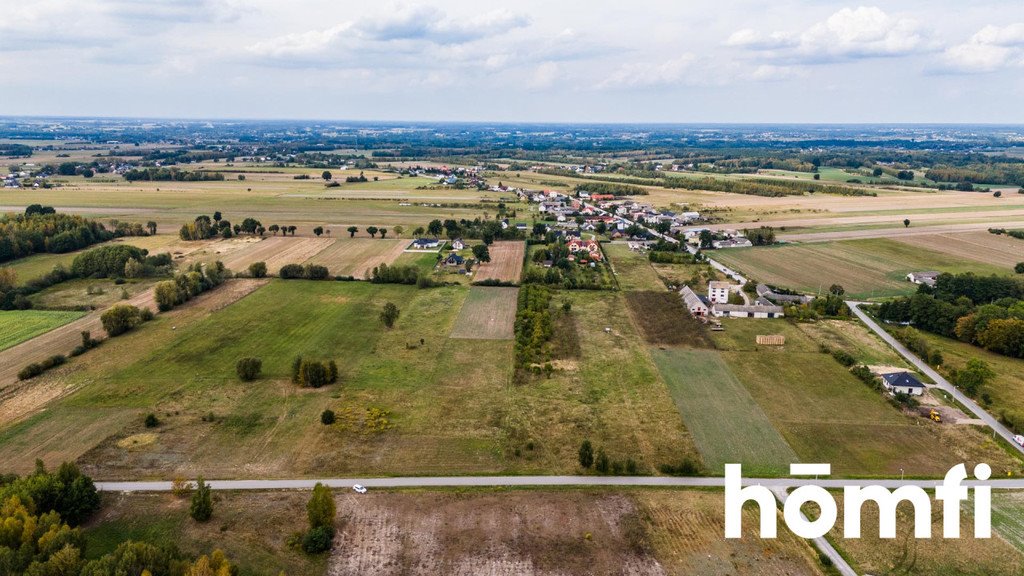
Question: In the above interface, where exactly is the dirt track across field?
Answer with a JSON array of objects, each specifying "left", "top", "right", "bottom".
[
  {"left": 474, "top": 241, "right": 525, "bottom": 283},
  {"left": 0, "top": 279, "right": 268, "bottom": 426}
]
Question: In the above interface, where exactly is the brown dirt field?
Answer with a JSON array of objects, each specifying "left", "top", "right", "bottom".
[
  {"left": 780, "top": 220, "right": 1024, "bottom": 243},
  {"left": 215, "top": 236, "right": 333, "bottom": 273},
  {"left": 449, "top": 286, "right": 519, "bottom": 340},
  {"left": 474, "top": 241, "right": 525, "bottom": 283},
  {"left": 624, "top": 291, "right": 714, "bottom": 348},
  {"left": 894, "top": 230, "right": 1024, "bottom": 268},
  {"left": 0, "top": 279, "right": 267, "bottom": 427},
  {"left": 306, "top": 238, "right": 407, "bottom": 278},
  {"left": 328, "top": 491, "right": 665, "bottom": 576},
  {"left": 636, "top": 490, "right": 825, "bottom": 576}
]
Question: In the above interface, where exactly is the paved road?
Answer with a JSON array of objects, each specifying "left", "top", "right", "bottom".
[
  {"left": 847, "top": 301, "right": 1024, "bottom": 458},
  {"left": 96, "top": 475, "right": 1024, "bottom": 492},
  {"left": 771, "top": 487, "right": 857, "bottom": 576}
]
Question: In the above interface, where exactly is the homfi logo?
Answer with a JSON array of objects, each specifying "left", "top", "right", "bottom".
[{"left": 724, "top": 463, "right": 992, "bottom": 539}]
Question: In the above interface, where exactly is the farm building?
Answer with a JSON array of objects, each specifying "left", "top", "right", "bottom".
[
  {"left": 881, "top": 372, "right": 926, "bottom": 396},
  {"left": 712, "top": 237, "right": 753, "bottom": 249},
  {"left": 708, "top": 281, "right": 733, "bottom": 304},
  {"left": 679, "top": 286, "right": 710, "bottom": 316},
  {"left": 410, "top": 238, "right": 442, "bottom": 249},
  {"left": 906, "top": 271, "right": 940, "bottom": 287},
  {"left": 711, "top": 303, "right": 784, "bottom": 319},
  {"left": 756, "top": 283, "right": 813, "bottom": 305}
]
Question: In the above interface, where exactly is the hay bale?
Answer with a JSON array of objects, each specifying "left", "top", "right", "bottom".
[{"left": 756, "top": 334, "right": 785, "bottom": 346}]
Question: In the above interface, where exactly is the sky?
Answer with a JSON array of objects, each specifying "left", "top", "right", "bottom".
[{"left": 3, "top": 0, "right": 1024, "bottom": 123}]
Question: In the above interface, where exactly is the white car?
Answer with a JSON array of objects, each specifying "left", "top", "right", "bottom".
[
  {"left": 1014, "top": 435, "right": 1024, "bottom": 447},
  {"left": 352, "top": 484, "right": 367, "bottom": 494}
]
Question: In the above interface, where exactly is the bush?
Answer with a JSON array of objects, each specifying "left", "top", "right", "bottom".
[
  {"left": 304, "top": 264, "right": 330, "bottom": 280},
  {"left": 236, "top": 357, "right": 262, "bottom": 381},
  {"left": 248, "top": 261, "right": 267, "bottom": 278},
  {"left": 279, "top": 263, "right": 305, "bottom": 279},
  {"left": 321, "top": 409, "right": 336, "bottom": 425},
  {"left": 659, "top": 457, "right": 702, "bottom": 476},
  {"left": 144, "top": 413, "right": 160, "bottom": 428},
  {"left": 100, "top": 304, "right": 145, "bottom": 337},
  {"left": 190, "top": 478, "right": 213, "bottom": 522},
  {"left": 17, "top": 354, "right": 66, "bottom": 380},
  {"left": 578, "top": 439, "right": 594, "bottom": 469},
  {"left": 831, "top": 349, "right": 856, "bottom": 367},
  {"left": 301, "top": 526, "right": 334, "bottom": 554},
  {"left": 380, "top": 302, "right": 400, "bottom": 328},
  {"left": 292, "top": 356, "right": 336, "bottom": 388}
]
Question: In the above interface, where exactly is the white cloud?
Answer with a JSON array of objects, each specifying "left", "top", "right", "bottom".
[
  {"left": 248, "top": 23, "right": 354, "bottom": 58},
  {"left": 750, "top": 64, "right": 806, "bottom": 81},
  {"left": 529, "top": 62, "right": 559, "bottom": 89},
  {"left": 727, "top": 6, "right": 928, "bottom": 64},
  {"left": 941, "top": 23, "right": 1024, "bottom": 73},
  {"left": 598, "top": 55, "right": 696, "bottom": 89}
]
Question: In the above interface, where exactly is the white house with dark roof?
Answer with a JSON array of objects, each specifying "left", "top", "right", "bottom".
[
  {"left": 679, "top": 286, "right": 710, "bottom": 316},
  {"left": 881, "top": 372, "right": 926, "bottom": 396},
  {"left": 907, "top": 271, "right": 940, "bottom": 287}
]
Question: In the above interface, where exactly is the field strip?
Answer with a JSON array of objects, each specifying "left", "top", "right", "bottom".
[
  {"left": 473, "top": 241, "right": 525, "bottom": 283},
  {"left": 779, "top": 220, "right": 1024, "bottom": 243},
  {"left": 0, "top": 279, "right": 269, "bottom": 424},
  {"left": 217, "top": 237, "right": 333, "bottom": 272},
  {"left": 450, "top": 286, "right": 518, "bottom": 340},
  {"left": 650, "top": 348, "right": 798, "bottom": 475},
  {"left": 305, "top": 238, "right": 407, "bottom": 277}
]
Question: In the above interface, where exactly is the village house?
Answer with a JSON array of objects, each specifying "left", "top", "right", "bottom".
[
  {"left": 442, "top": 252, "right": 465, "bottom": 267},
  {"left": 451, "top": 238, "right": 465, "bottom": 250},
  {"left": 708, "top": 281, "right": 733, "bottom": 304},
  {"left": 411, "top": 238, "right": 442, "bottom": 249},
  {"left": 680, "top": 286, "right": 710, "bottom": 316},
  {"left": 566, "top": 238, "right": 603, "bottom": 261},
  {"left": 906, "top": 271, "right": 940, "bottom": 287},
  {"left": 881, "top": 372, "right": 926, "bottom": 396},
  {"left": 712, "top": 237, "right": 753, "bottom": 249}
]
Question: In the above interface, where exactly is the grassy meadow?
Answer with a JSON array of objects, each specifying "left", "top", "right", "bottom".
[{"left": 0, "top": 309, "right": 86, "bottom": 351}]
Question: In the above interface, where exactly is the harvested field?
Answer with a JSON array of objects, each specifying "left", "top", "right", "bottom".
[
  {"left": 833, "top": 491, "right": 1024, "bottom": 575},
  {"left": 712, "top": 238, "right": 1008, "bottom": 299},
  {"left": 894, "top": 230, "right": 1024, "bottom": 269},
  {"left": 214, "top": 236, "right": 333, "bottom": 273},
  {"left": 450, "top": 286, "right": 519, "bottom": 340},
  {"left": 624, "top": 291, "right": 714, "bottom": 348},
  {"left": 328, "top": 491, "right": 665, "bottom": 576},
  {"left": 474, "top": 240, "right": 525, "bottom": 283},
  {"left": 650, "top": 348, "right": 797, "bottom": 475},
  {"left": 306, "top": 238, "right": 407, "bottom": 278},
  {"left": 637, "top": 490, "right": 825, "bottom": 576},
  {"left": 0, "top": 279, "right": 267, "bottom": 427},
  {"left": 0, "top": 310, "right": 85, "bottom": 352}
]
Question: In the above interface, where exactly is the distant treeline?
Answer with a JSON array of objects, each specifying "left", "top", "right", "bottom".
[
  {"left": 123, "top": 167, "right": 225, "bottom": 182},
  {"left": 572, "top": 182, "right": 648, "bottom": 196}
]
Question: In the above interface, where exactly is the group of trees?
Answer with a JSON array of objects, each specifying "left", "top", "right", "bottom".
[
  {"left": 577, "top": 439, "right": 642, "bottom": 475},
  {"left": 514, "top": 285, "right": 553, "bottom": 369},
  {"left": 154, "top": 261, "right": 228, "bottom": 312},
  {"left": 419, "top": 218, "right": 522, "bottom": 243},
  {"left": 300, "top": 483, "right": 337, "bottom": 553},
  {"left": 573, "top": 182, "right": 648, "bottom": 197},
  {"left": 179, "top": 212, "right": 270, "bottom": 240},
  {"left": 743, "top": 226, "right": 776, "bottom": 246},
  {"left": 0, "top": 462, "right": 236, "bottom": 576},
  {"left": 291, "top": 356, "right": 339, "bottom": 388},
  {"left": 71, "top": 244, "right": 169, "bottom": 279},
  {"left": 370, "top": 263, "right": 432, "bottom": 287},
  {"left": 123, "top": 167, "right": 225, "bottom": 182},
  {"left": 279, "top": 263, "right": 330, "bottom": 280},
  {"left": 100, "top": 303, "right": 154, "bottom": 337},
  {"left": 0, "top": 209, "right": 121, "bottom": 263}
]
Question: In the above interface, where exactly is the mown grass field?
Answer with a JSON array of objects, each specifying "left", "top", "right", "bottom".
[
  {"left": 714, "top": 319, "right": 1019, "bottom": 477},
  {"left": 449, "top": 286, "right": 518, "bottom": 340},
  {"left": 712, "top": 238, "right": 1009, "bottom": 299},
  {"left": 650, "top": 348, "right": 798, "bottom": 476},
  {"left": 0, "top": 309, "right": 86, "bottom": 351},
  {"left": 603, "top": 243, "right": 665, "bottom": 291}
]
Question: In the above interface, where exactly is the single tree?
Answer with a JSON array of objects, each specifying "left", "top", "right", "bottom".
[
  {"left": 321, "top": 409, "right": 336, "bottom": 425},
  {"left": 146, "top": 221, "right": 158, "bottom": 235},
  {"left": 427, "top": 219, "right": 443, "bottom": 237},
  {"left": 472, "top": 244, "right": 491, "bottom": 262},
  {"left": 393, "top": 225, "right": 404, "bottom": 238},
  {"left": 578, "top": 440, "right": 594, "bottom": 469},
  {"left": 380, "top": 302, "right": 400, "bottom": 328},
  {"left": 903, "top": 218, "right": 911, "bottom": 228},
  {"left": 1016, "top": 262, "right": 1024, "bottom": 274},
  {"left": 269, "top": 224, "right": 280, "bottom": 235},
  {"left": 307, "top": 482, "right": 336, "bottom": 531},
  {"left": 287, "top": 225, "right": 297, "bottom": 236},
  {"left": 313, "top": 226, "right": 324, "bottom": 237},
  {"left": 190, "top": 477, "right": 213, "bottom": 522},
  {"left": 347, "top": 226, "right": 359, "bottom": 238},
  {"left": 367, "top": 226, "right": 379, "bottom": 238},
  {"left": 248, "top": 261, "right": 267, "bottom": 278},
  {"left": 379, "top": 227, "right": 388, "bottom": 239},
  {"left": 321, "top": 170, "right": 332, "bottom": 181},
  {"left": 829, "top": 284, "right": 845, "bottom": 296}
]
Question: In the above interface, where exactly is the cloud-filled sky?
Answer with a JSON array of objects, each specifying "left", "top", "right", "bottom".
[{"left": 3, "top": 0, "right": 1024, "bottom": 122}]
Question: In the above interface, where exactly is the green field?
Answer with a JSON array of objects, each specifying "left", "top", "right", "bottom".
[
  {"left": 712, "top": 238, "right": 1009, "bottom": 299},
  {"left": 0, "top": 281, "right": 698, "bottom": 479},
  {"left": 650, "top": 348, "right": 798, "bottom": 475},
  {"left": 0, "top": 309, "right": 85, "bottom": 351},
  {"left": 713, "top": 318, "right": 1018, "bottom": 477},
  {"left": 603, "top": 243, "right": 665, "bottom": 291}
]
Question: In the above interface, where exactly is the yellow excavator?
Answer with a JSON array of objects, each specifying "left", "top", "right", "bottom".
[{"left": 928, "top": 409, "right": 941, "bottom": 423}]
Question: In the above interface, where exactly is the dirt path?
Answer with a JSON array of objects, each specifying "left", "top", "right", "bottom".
[{"left": 0, "top": 279, "right": 268, "bottom": 426}]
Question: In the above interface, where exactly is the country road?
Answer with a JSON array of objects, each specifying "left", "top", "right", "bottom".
[
  {"left": 847, "top": 301, "right": 1024, "bottom": 458},
  {"left": 96, "top": 475, "right": 1024, "bottom": 492}
]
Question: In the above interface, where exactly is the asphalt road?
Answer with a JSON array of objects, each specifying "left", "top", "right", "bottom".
[{"left": 847, "top": 301, "right": 1024, "bottom": 458}]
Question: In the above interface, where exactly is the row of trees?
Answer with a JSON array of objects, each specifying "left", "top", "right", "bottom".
[
  {"left": 123, "top": 167, "right": 225, "bottom": 181},
  {"left": 514, "top": 285, "right": 553, "bottom": 368},
  {"left": 179, "top": 212, "right": 268, "bottom": 240}
]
